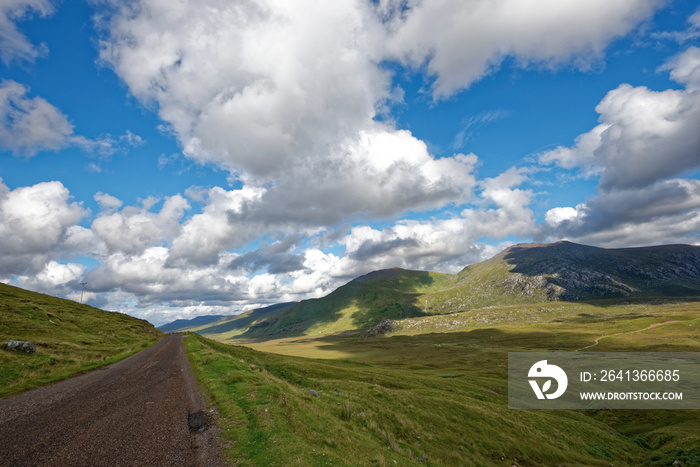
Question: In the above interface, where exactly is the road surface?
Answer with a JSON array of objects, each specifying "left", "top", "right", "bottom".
[{"left": 0, "top": 334, "right": 223, "bottom": 466}]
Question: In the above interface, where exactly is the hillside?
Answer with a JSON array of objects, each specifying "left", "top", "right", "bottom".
[
  {"left": 195, "top": 241, "right": 700, "bottom": 341},
  {"left": 170, "top": 302, "right": 298, "bottom": 340},
  {"left": 0, "top": 282, "right": 162, "bottom": 397},
  {"left": 158, "top": 314, "right": 230, "bottom": 332},
  {"left": 465, "top": 241, "right": 700, "bottom": 299}
]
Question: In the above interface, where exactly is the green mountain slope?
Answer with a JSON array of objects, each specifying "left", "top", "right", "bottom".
[
  {"left": 198, "top": 241, "right": 700, "bottom": 340},
  {"left": 0, "top": 282, "right": 162, "bottom": 397},
  {"left": 235, "top": 269, "right": 454, "bottom": 339},
  {"left": 158, "top": 314, "right": 230, "bottom": 333},
  {"left": 191, "top": 302, "right": 298, "bottom": 339}
]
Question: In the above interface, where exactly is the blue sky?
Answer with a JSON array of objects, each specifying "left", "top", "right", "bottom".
[{"left": 1, "top": 0, "right": 699, "bottom": 325}]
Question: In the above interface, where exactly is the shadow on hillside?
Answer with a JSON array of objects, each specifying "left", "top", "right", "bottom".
[
  {"left": 242, "top": 271, "right": 436, "bottom": 339},
  {"left": 202, "top": 303, "right": 296, "bottom": 335},
  {"left": 308, "top": 324, "right": 699, "bottom": 364},
  {"left": 501, "top": 242, "right": 700, "bottom": 301}
]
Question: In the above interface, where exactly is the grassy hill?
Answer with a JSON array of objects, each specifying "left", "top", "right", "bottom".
[
  {"left": 180, "top": 302, "right": 298, "bottom": 340},
  {"left": 185, "top": 296, "right": 700, "bottom": 466},
  {"left": 195, "top": 242, "right": 700, "bottom": 341},
  {"left": 0, "top": 282, "right": 162, "bottom": 397}
]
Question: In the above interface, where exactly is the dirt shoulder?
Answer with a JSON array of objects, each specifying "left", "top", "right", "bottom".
[{"left": 0, "top": 334, "right": 223, "bottom": 466}]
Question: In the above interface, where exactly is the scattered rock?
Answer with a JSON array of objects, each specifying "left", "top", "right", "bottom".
[
  {"left": 309, "top": 389, "right": 319, "bottom": 397},
  {"left": 361, "top": 319, "right": 395, "bottom": 337},
  {"left": 187, "top": 411, "right": 208, "bottom": 433},
  {"left": 357, "top": 412, "right": 365, "bottom": 418},
  {"left": 5, "top": 340, "right": 36, "bottom": 354},
  {"left": 417, "top": 453, "right": 429, "bottom": 462}
]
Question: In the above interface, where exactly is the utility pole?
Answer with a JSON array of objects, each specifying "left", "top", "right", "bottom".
[{"left": 80, "top": 282, "right": 87, "bottom": 304}]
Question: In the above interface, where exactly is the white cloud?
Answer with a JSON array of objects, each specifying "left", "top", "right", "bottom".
[
  {"left": 0, "top": 80, "right": 74, "bottom": 156},
  {"left": 540, "top": 46, "right": 700, "bottom": 191},
  {"left": 92, "top": 194, "right": 190, "bottom": 254},
  {"left": 539, "top": 179, "right": 700, "bottom": 247},
  {"left": 97, "top": 0, "right": 526, "bottom": 228},
  {"left": 99, "top": 0, "right": 390, "bottom": 178},
  {"left": 168, "top": 185, "right": 266, "bottom": 265},
  {"left": 95, "top": 0, "right": 665, "bottom": 231},
  {"left": 0, "top": 0, "right": 53, "bottom": 65},
  {"left": 94, "top": 191, "right": 123, "bottom": 213},
  {"left": 0, "top": 179, "right": 92, "bottom": 277},
  {"left": 651, "top": 5, "right": 700, "bottom": 43},
  {"left": 545, "top": 206, "right": 580, "bottom": 227},
  {"left": 337, "top": 167, "right": 536, "bottom": 273},
  {"left": 17, "top": 260, "right": 85, "bottom": 295},
  {"left": 0, "top": 80, "right": 145, "bottom": 159},
  {"left": 663, "top": 45, "right": 700, "bottom": 91},
  {"left": 384, "top": 0, "right": 663, "bottom": 98}
]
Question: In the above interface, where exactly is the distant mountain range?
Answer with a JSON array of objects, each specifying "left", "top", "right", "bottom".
[
  {"left": 158, "top": 315, "right": 231, "bottom": 332},
  {"left": 166, "top": 241, "right": 700, "bottom": 339},
  {"left": 157, "top": 302, "right": 297, "bottom": 333}
]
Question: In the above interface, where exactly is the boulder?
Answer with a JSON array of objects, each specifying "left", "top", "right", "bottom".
[
  {"left": 361, "top": 319, "right": 395, "bottom": 337},
  {"left": 5, "top": 340, "right": 36, "bottom": 354}
]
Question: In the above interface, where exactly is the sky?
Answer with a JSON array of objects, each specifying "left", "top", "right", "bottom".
[{"left": 1, "top": 0, "right": 700, "bottom": 326}]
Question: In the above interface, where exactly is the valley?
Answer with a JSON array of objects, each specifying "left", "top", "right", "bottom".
[
  {"left": 185, "top": 297, "right": 700, "bottom": 466},
  {"left": 175, "top": 242, "right": 700, "bottom": 466}
]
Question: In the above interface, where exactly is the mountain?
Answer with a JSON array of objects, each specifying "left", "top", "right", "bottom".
[
  {"left": 158, "top": 314, "right": 230, "bottom": 332},
  {"left": 178, "top": 302, "right": 298, "bottom": 339},
  {"left": 195, "top": 241, "right": 700, "bottom": 340},
  {"left": 426, "top": 241, "right": 700, "bottom": 313},
  {"left": 0, "top": 282, "right": 162, "bottom": 397}
]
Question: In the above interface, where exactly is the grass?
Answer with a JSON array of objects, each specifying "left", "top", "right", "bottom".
[
  {"left": 0, "top": 282, "right": 163, "bottom": 397},
  {"left": 185, "top": 297, "right": 700, "bottom": 466}
]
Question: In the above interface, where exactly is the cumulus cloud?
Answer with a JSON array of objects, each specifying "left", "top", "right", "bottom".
[
  {"left": 338, "top": 167, "right": 536, "bottom": 273},
  {"left": 91, "top": 194, "right": 190, "bottom": 254},
  {"left": 99, "top": 0, "right": 390, "bottom": 177},
  {"left": 540, "top": 178, "right": 700, "bottom": 247},
  {"left": 384, "top": 0, "right": 663, "bottom": 98},
  {"left": 16, "top": 260, "right": 86, "bottom": 296},
  {"left": 0, "top": 0, "right": 53, "bottom": 65},
  {"left": 168, "top": 186, "right": 266, "bottom": 265},
  {"left": 0, "top": 80, "right": 75, "bottom": 156},
  {"left": 99, "top": 0, "right": 647, "bottom": 228},
  {"left": 0, "top": 80, "right": 145, "bottom": 159},
  {"left": 540, "top": 46, "right": 700, "bottom": 191},
  {"left": 0, "top": 179, "right": 93, "bottom": 277},
  {"left": 229, "top": 236, "right": 306, "bottom": 274}
]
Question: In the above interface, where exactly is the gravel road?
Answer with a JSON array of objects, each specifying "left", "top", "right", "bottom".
[{"left": 0, "top": 334, "right": 223, "bottom": 466}]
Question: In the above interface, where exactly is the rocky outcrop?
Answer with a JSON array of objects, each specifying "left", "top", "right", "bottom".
[
  {"left": 5, "top": 340, "right": 36, "bottom": 354},
  {"left": 361, "top": 319, "right": 395, "bottom": 337}
]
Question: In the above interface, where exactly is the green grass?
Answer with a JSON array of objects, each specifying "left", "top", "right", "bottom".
[
  {"left": 0, "top": 282, "right": 163, "bottom": 397},
  {"left": 185, "top": 298, "right": 700, "bottom": 466}
]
